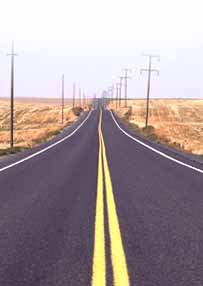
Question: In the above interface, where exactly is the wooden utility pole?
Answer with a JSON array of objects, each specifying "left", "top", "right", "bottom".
[
  {"left": 122, "top": 68, "right": 131, "bottom": 108},
  {"left": 7, "top": 41, "right": 17, "bottom": 148},
  {"left": 61, "top": 74, "right": 65, "bottom": 124},
  {"left": 140, "top": 54, "right": 159, "bottom": 128}
]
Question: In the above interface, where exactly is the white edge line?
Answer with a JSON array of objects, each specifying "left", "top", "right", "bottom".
[
  {"left": 110, "top": 111, "right": 203, "bottom": 175},
  {"left": 0, "top": 110, "right": 93, "bottom": 173}
]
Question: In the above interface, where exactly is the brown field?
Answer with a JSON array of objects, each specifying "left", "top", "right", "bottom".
[
  {"left": 0, "top": 97, "right": 90, "bottom": 150},
  {"left": 109, "top": 99, "right": 203, "bottom": 155}
]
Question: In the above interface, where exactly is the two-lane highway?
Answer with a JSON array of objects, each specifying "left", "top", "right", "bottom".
[{"left": 0, "top": 106, "right": 203, "bottom": 285}]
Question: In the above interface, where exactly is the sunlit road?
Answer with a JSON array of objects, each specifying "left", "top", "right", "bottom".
[{"left": 0, "top": 105, "right": 203, "bottom": 286}]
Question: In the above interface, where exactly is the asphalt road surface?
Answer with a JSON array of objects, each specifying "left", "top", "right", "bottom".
[{"left": 0, "top": 106, "right": 203, "bottom": 286}]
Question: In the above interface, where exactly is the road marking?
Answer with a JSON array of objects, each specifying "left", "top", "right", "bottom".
[
  {"left": 92, "top": 110, "right": 130, "bottom": 286},
  {"left": 110, "top": 110, "right": 203, "bottom": 175},
  {"left": 0, "top": 110, "right": 93, "bottom": 173},
  {"left": 100, "top": 127, "right": 130, "bottom": 286},
  {"left": 92, "top": 112, "right": 106, "bottom": 286}
]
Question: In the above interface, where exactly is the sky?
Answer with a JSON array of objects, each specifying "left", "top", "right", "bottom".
[{"left": 0, "top": 0, "right": 203, "bottom": 99}]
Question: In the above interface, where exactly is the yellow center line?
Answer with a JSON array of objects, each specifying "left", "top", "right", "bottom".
[
  {"left": 92, "top": 110, "right": 130, "bottom": 286},
  {"left": 100, "top": 122, "right": 130, "bottom": 286},
  {"left": 92, "top": 111, "right": 106, "bottom": 286}
]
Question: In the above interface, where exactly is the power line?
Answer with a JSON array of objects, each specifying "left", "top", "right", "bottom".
[
  {"left": 140, "top": 54, "right": 159, "bottom": 128},
  {"left": 7, "top": 41, "right": 17, "bottom": 148}
]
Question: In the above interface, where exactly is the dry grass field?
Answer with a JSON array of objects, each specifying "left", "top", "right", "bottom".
[
  {"left": 109, "top": 99, "right": 203, "bottom": 155},
  {"left": 0, "top": 97, "right": 90, "bottom": 151}
]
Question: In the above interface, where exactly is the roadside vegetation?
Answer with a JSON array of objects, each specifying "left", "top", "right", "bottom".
[
  {"left": 0, "top": 98, "right": 91, "bottom": 157},
  {"left": 109, "top": 99, "right": 203, "bottom": 156}
]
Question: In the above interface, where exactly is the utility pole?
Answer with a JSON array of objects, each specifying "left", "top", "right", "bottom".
[
  {"left": 61, "top": 74, "right": 65, "bottom": 124},
  {"left": 7, "top": 41, "right": 17, "bottom": 148},
  {"left": 122, "top": 68, "right": 132, "bottom": 108},
  {"left": 140, "top": 54, "right": 159, "bottom": 128},
  {"left": 119, "top": 76, "right": 124, "bottom": 107},
  {"left": 72, "top": 82, "right": 76, "bottom": 108},
  {"left": 94, "top": 93, "right": 96, "bottom": 109}
]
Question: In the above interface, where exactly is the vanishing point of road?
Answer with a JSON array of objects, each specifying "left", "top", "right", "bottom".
[{"left": 0, "top": 104, "right": 203, "bottom": 286}]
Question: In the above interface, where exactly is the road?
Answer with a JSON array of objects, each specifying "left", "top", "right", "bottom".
[{"left": 0, "top": 106, "right": 203, "bottom": 286}]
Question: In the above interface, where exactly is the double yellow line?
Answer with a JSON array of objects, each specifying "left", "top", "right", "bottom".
[{"left": 92, "top": 110, "right": 130, "bottom": 286}]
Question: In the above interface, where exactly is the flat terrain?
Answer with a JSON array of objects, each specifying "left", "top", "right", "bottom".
[
  {"left": 0, "top": 98, "right": 89, "bottom": 149},
  {"left": 109, "top": 99, "right": 203, "bottom": 155},
  {"left": 0, "top": 105, "right": 202, "bottom": 286}
]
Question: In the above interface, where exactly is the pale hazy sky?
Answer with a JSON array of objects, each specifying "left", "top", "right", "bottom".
[{"left": 0, "top": 0, "right": 202, "bottom": 99}]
